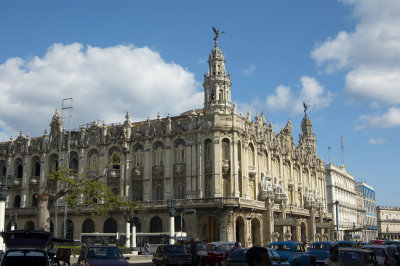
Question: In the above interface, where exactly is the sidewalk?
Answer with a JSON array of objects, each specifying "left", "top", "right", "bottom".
[{"left": 69, "top": 253, "right": 153, "bottom": 265}]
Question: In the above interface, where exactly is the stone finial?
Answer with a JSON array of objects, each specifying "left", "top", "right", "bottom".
[{"left": 125, "top": 111, "right": 130, "bottom": 120}]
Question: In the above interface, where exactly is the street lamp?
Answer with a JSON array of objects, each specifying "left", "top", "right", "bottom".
[
  {"left": 334, "top": 201, "right": 339, "bottom": 241},
  {"left": 180, "top": 209, "right": 196, "bottom": 241},
  {"left": 123, "top": 208, "right": 135, "bottom": 249},
  {"left": 0, "top": 174, "right": 13, "bottom": 252},
  {"left": 167, "top": 199, "right": 176, "bottom": 244}
]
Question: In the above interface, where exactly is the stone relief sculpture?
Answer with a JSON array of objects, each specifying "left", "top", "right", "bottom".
[{"left": 260, "top": 170, "right": 274, "bottom": 200}]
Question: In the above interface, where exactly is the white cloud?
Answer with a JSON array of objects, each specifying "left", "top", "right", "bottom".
[
  {"left": 265, "top": 76, "right": 332, "bottom": 114},
  {"left": 357, "top": 107, "right": 400, "bottom": 129},
  {"left": 367, "top": 138, "right": 387, "bottom": 145},
  {"left": 0, "top": 43, "right": 203, "bottom": 141},
  {"left": 311, "top": 0, "right": 400, "bottom": 107},
  {"left": 242, "top": 64, "right": 256, "bottom": 76}
]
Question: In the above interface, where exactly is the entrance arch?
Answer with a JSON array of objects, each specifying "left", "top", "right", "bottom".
[
  {"left": 103, "top": 218, "right": 117, "bottom": 233},
  {"left": 150, "top": 216, "right": 162, "bottom": 232},
  {"left": 201, "top": 216, "right": 219, "bottom": 242},
  {"left": 82, "top": 219, "right": 95, "bottom": 233},
  {"left": 235, "top": 216, "right": 245, "bottom": 244},
  {"left": 251, "top": 218, "right": 261, "bottom": 246}
]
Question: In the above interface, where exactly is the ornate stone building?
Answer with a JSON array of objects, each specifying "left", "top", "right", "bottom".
[
  {"left": 0, "top": 35, "right": 332, "bottom": 246},
  {"left": 377, "top": 206, "right": 400, "bottom": 240}
]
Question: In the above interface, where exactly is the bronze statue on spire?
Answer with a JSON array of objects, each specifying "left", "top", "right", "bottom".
[
  {"left": 303, "top": 102, "right": 310, "bottom": 115},
  {"left": 212, "top": 26, "right": 225, "bottom": 44}
]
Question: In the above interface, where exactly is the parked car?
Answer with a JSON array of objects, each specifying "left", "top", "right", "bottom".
[
  {"left": 307, "top": 241, "right": 335, "bottom": 265},
  {"left": 361, "top": 244, "right": 398, "bottom": 266},
  {"left": 268, "top": 241, "right": 306, "bottom": 265},
  {"left": 199, "top": 241, "right": 239, "bottom": 266},
  {"left": 336, "top": 240, "right": 359, "bottom": 248},
  {"left": 152, "top": 244, "right": 192, "bottom": 266},
  {"left": 77, "top": 246, "right": 129, "bottom": 266},
  {"left": 183, "top": 241, "right": 207, "bottom": 264},
  {"left": 223, "top": 248, "right": 289, "bottom": 266},
  {"left": 369, "top": 239, "right": 386, "bottom": 245},
  {"left": 338, "top": 247, "right": 379, "bottom": 266},
  {"left": 0, "top": 230, "right": 53, "bottom": 266}
]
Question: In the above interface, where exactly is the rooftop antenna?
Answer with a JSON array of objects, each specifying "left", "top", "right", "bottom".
[{"left": 341, "top": 136, "right": 345, "bottom": 166}]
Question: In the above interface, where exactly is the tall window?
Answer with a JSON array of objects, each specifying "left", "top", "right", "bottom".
[
  {"left": 248, "top": 143, "right": 255, "bottom": 166},
  {"left": 174, "top": 139, "right": 185, "bottom": 163},
  {"left": 49, "top": 154, "right": 58, "bottom": 174},
  {"left": 153, "top": 180, "right": 164, "bottom": 201},
  {"left": 153, "top": 142, "right": 164, "bottom": 166},
  {"left": 88, "top": 151, "right": 99, "bottom": 172},
  {"left": 109, "top": 149, "right": 120, "bottom": 170},
  {"left": 205, "top": 139, "right": 212, "bottom": 161},
  {"left": 16, "top": 159, "right": 23, "bottom": 179},
  {"left": 133, "top": 144, "right": 144, "bottom": 167},
  {"left": 222, "top": 139, "right": 230, "bottom": 160}
]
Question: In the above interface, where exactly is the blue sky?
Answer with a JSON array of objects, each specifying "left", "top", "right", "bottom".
[{"left": 0, "top": 0, "right": 399, "bottom": 206}]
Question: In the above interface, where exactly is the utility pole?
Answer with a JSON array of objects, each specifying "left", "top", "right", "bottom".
[{"left": 62, "top": 98, "right": 73, "bottom": 238}]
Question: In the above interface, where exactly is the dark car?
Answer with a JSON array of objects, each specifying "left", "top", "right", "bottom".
[
  {"left": 339, "top": 247, "right": 379, "bottom": 266},
  {"left": 77, "top": 246, "right": 129, "bottom": 266},
  {"left": 223, "top": 248, "right": 290, "bottom": 266},
  {"left": 0, "top": 230, "right": 53, "bottom": 266},
  {"left": 152, "top": 244, "right": 192, "bottom": 266},
  {"left": 268, "top": 241, "right": 306, "bottom": 265},
  {"left": 184, "top": 241, "right": 207, "bottom": 264},
  {"left": 307, "top": 241, "right": 335, "bottom": 265},
  {"left": 199, "top": 241, "right": 240, "bottom": 266},
  {"left": 361, "top": 244, "right": 398, "bottom": 266},
  {"left": 336, "top": 240, "right": 359, "bottom": 248}
]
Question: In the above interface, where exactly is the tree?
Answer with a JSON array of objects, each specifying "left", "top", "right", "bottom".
[{"left": 37, "top": 154, "right": 140, "bottom": 233}]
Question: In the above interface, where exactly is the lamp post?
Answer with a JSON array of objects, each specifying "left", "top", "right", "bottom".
[
  {"left": 123, "top": 208, "right": 137, "bottom": 251},
  {"left": 167, "top": 199, "right": 176, "bottom": 244},
  {"left": 0, "top": 174, "right": 13, "bottom": 251},
  {"left": 334, "top": 201, "right": 339, "bottom": 241},
  {"left": 180, "top": 209, "right": 196, "bottom": 241}
]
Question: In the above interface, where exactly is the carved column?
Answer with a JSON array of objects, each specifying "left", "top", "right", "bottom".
[
  {"left": 263, "top": 199, "right": 275, "bottom": 245},
  {"left": 232, "top": 140, "right": 240, "bottom": 197},
  {"left": 213, "top": 137, "right": 221, "bottom": 197},
  {"left": 164, "top": 139, "right": 172, "bottom": 199},
  {"left": 308, "top": 208, "right": 316, "bottom": 244}
]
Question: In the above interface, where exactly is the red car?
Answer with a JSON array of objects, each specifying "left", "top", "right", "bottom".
[
  {"left": 199, "top": 241, "right": 240, "bottom": 266},
  {"left": 369, "top": 239, "right": 385, "bottom": 245}
]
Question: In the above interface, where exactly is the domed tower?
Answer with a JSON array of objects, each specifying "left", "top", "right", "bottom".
[
  {"left": 203, "top": 27, "right": 232, "bottom": 115},
  {"left": 299, "top": 103, "right": 317, "bottom": 154}
]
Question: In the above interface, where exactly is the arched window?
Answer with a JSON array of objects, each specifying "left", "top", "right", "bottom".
[
  {"left": 25, "top": 221, "right": 35, "bottom": 230},
  {"left": 222, "top": 139, "right": 230, "bottom": 160},
  {"left": 70, "top": 151, "right": 79, "bottom": 173},
  {"left": 15, "top": 159, "right": 23, "bottom": 179},
  {"left": 34, "top": 162, "right": 40, "bottom": 177},
  {"left": 248, "top": 143, "right": 255, "bottom": 166},
  {"left": 174, "top": 139, "right": 185, "bottom": 163},
  {"left": 133, "top": 144, "right": 144, "bottom": 167},
  {"left": 82, "top": 219, "right": 95, "bottom": 233},
  {"left": 219, "top": 90, "right": 223, "bottom": 101},
  {"left": 153, "top": 142, "right": 164, "bottom": 166},
  {"left": 150, "top": 217, "right": 162, "bottom": 233},
  {"left": 104, "top": 218, "right": 117, "bottom": 233},
  {"left": 64, "top": 219, "right": 74, "bottom": 240},
  {"left": 109, "top": 147, "right": 120, "bottom": 170},
  {"left": 205, "top": 139, "right": 212, "bottom": 161},
  {"left": 0, "top": 161, "right": 6, "bottom": 179},
  {"left": 14, "top": 195, "right": 21, "bottom": 208},
  {"left": 88, "top": 150, "right": 99, "bottom": 175}
]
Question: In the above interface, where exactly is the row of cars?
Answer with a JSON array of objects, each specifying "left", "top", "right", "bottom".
[{"left": 152, "top": 239, "right": 400, "bottom": 266}]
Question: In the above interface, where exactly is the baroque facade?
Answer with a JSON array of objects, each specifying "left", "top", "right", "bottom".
[
  {"left": 0, "top": 36, "right": 333, "bottom": 246},
  {"left": 325, "top": 164, "right": 366, "bottom": 240}
]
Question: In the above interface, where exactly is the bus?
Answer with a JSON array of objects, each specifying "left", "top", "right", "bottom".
[{"left": 80, "top": 232, "right": 187, "bottom": 254}]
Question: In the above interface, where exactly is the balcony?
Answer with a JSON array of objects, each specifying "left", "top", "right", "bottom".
[
  {"left": 107, "top": 169, "right": 120, "bottom": 178},
  {"left": 173, "top": 163, "right": 185, "bottom": 175},
  {"left": 152, "top": 165, "right": 164, "bottom": 175},
  {"left": 29, "top": 176, "right": 39, "bottom": 185},
  {"left": 13, "top": 178, "right": 22, "bottom": 186},
  {"left": 248, "top": 166, "right": 256, "bottom": 177}
]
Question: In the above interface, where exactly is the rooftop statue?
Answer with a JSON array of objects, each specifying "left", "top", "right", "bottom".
[
  {"left": 303, "top": 102, "right": 310, "bottom": 115},
  {"left": 212, "top": 26, "right": 225, "bottom": 44}
]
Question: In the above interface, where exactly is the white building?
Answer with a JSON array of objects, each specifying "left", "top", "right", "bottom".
[
  {"left": 355, "top": 182, "right": 378, "bottom": 241},
  {"left": 377, "top": 206, "right": 400, "bottom": 240},
  {"left": 325, "top": 164, "right": 365, "bottom": 240}
]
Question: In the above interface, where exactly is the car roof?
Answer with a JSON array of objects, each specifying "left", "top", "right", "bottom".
[
  {"left": 1, "top": 230, "right": 52, "bottom": 250},
  {"left": 310, "top": 241, "right": 335, "bottom": 245},
  {"left": 339, "top": 248, "right": 373, "bottom": 253},
  {"left": 269, "top": 241, "right": 302, "bottom": 246}
]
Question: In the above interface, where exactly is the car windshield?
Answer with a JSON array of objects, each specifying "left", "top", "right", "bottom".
[
  {"left": 309, "top": 243, "right": 331, "bottom": 250},
  {"left": 164, "top": 245, "right": 186, "bottom": 254},
  {"left": 271, "top": 245, "right": 291, "bottom": 251},
  {"left": 364, "top": 248, "right": 385, "bottom": 257},
  {"left": 218, "top": 244, "right": 234, "bottom": 251},
  {"left": 339, "top": 251, "right": 369, "bottom": 263},
  {"left": 1, "top": 250, "right": 48, "bottom": 266},
  {"left": 268, "top": 249, "right": 282, "bottom": 261},
  {"left": 86, "top": 247, "right": 123, "bottom": 259},
  {"left": 228, "top": 249, "right": 246, "bottom": 260}
]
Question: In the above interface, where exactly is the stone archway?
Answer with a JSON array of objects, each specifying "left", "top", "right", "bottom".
[
  {"left": 300, "top": 222, "right": 307, "bottom": 245},
  {"left": 150, "top": 216, "right": 163, "bottom": 232},
  {"left": 235, "top": 216, "right": 245, "bottom": 244},
  {"left": 104, "top": 218, "right": 117, "bottom": 233},
  {"left": 24, "top": 220, "right": 35, "bottom": 230},
  {"left": 82, "top": 219, "right": 95, "bottom": 233},
  {"left": 251, "top": 218, "right": 261, "bottom": 246},
  {"left": 201, "top": 216, "right": 219, "bottom": 242}
]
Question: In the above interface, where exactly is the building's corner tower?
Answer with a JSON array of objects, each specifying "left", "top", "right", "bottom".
[
  {"left": 299, "top": 107, "right": 317, "bottom": 154},
  {"left": 203, "top": 30, "right": 232, "bottom": 115}
]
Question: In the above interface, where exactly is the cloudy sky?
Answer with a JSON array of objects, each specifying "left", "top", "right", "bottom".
[{"left": 0, "top": 0, "right": 399, "bottom": 206}]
